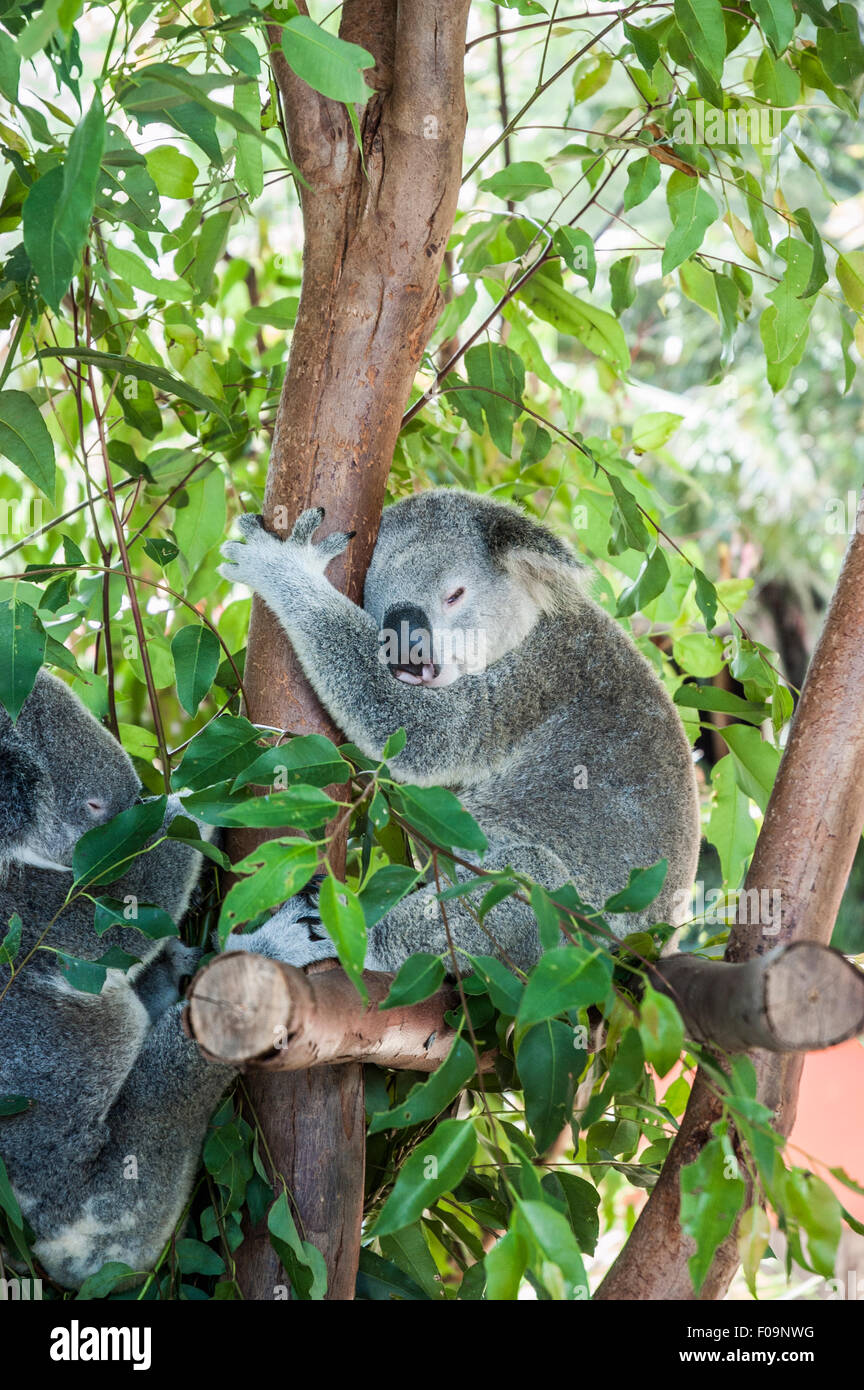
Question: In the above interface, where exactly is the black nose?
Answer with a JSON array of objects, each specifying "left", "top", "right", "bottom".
[{"left": 382, "top": 604, "right": 434, "bottom": 676}]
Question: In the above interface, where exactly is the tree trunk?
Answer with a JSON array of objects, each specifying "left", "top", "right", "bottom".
[
  {"left": 597, "top": 489, "right": 864, "bottom": 1301},
  {"left": 231, "top": 0, "right": 470, "bottom": 1301}
]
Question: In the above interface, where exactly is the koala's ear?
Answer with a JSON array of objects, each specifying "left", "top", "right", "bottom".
[
  {"left": 480, "top": 505, "right": 585, "bottom": 615},
  {"left": 0, "top": 725, "right": 43, "bottom": 858}
]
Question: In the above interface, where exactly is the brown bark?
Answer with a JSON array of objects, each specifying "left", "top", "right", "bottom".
[
  {"left": 186, "top": 954, "right": 486, "bottom": 1072},
  {"left": 232, "top": 0, "right": 471, "bottom": 1301},
  {"left": 597, "top": 490, "right": 864, "bottom": 1301},
  {"left": 652, "top": 943, "right": 864, "bottom": 1053}
]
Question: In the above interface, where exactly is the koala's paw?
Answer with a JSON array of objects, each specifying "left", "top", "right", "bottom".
[
  {"left": 223, "top": 882, "right": 340, "bottom": 969},
  {"left": 218, "top": 512, "right": 283, "bottom": 591},
  {"left": 219, "top": 508, "right": 354, "bottom": 593},
  {"left": 131, "top": 938, "right": 202, "bottom": 1021},
  {"left": 288, "top": 507, "right": 355, "bottom": 573}
]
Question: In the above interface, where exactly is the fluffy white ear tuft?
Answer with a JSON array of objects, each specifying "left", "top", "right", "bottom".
[{"left": 499, "top": 546, "right": 587, "bottom": 616}]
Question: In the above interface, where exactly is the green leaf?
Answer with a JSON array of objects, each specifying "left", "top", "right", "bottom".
[
  {"left": 674, "top": 683, "right": 769, "bottom": 723},
  {"left": 603, "top": 860, "right": 668, "bottom": 914},
  {"left": 39, "top": 348, "right": 229, "bottom": 424},
  {"left": 370, "top": 1119, "right": 477, "bottom": 1238},
  {"left": 281, "top": 16, "right": 374, "bottom": 104},
  {"left": 93, "top": 897, "right": 177, "bottom": 940},
  {"left": 632, "top": 411, "right": 683, "bottom": 453},
  {"left": 360, "top": 864, "right": 421, "bottom": 930},
  {"left": 0, "top": 1094, "right": 31, "bottom": 1116},
  {"left": 480, "top": 161, "right": 554, "bottom": 202},
  {"left": 0, "top": 390, "right": 54, "bottom": 497},
  {"left": 673, "top": 0, "right": 726, "bottom": 105},
  {"left": 234, "top": 78, "right": 264, "bottom": 200},
  {"left": 753, "top": 49, "right": 800, "bottom": 106},
  {"left": 720, "top": 723, "right": 781, "bottom": 812},
  {"left": 623, "top": 155, "right": 660, "bottom": 211},
  {"left": 518, "top": 946, "right": 612, "bottom": 1028},
  {"left": 693, "top": 567, "right": 719, "bottom": 631},
  {"left": 72, "top": 797, "right": 166, "bottom": 889},
  {"left": 552, "top": 228, "right": 596, "bottom": 288},
  {"left": 514, "top": 1199, "right": 589, "bottom": 1299},
  {"left": 379, "top": 952, "right": 445, "bottom": 1009},
  {"left": 232, "top": 734, "right": 350, "bottom": 791},
  {"left": 246, "top": 297, "right": 299, "bottom": 330},
  {"left": 662, "top": 171, "right": 718, "bottom": 276},
  {"left": 610, "top": 254, "right": 638, "bottom": 316},
  {"left": 556, "top": 1172, "right": 601, "bottom": 1255},
  {"left": 76, "top": 1262, "right": 136, "bottom": 1300},
  {"left": 175, "top": 1238, "right": 225, "bottom": 1275},
  {"left": 171, "top": 624, "right": 220, "bottom": 716},
  {"left": 517, "top": 1020, "right": 581, "bottom": 1152},
  {"left": 816, "top": 2, "right": 864, "bottom": 86},
  {"left": 608, "top": 474, "right": 651, "bottom": 553},
  {"left": 837, "top": 251, "right": 864, "bottom": 313},
  {"left": 670, "top": 633, "right": 724, "bottom": 678},
  {"left": 23, "top": 94, "right": 106, "bottom": 313},
  {"left": 142, "top": 537, "right": 179, "bottom": 567},
  {"left": 368, "top": 1035, "right": 476, "bottom": 1133},
  {"left": 218, "top": 839, "right": 319, "bottom": 939},
  {"left": 615, "top": 545, "right": 670, "bottom": 617},
  {"left": 356, "top": 1248, "right": 431, "bottom": 1301},
  {"left": 520, "top": 271, "right": 630, "bottom": 373},
  {"left": 267, "top": 1190, "right": 327, "bottom": 1300},
  {"left": 680, "top": 1138, "right": 746, "bottom": 1292},
  {"left": 391, "top": 784, "right": 488, "bottom": 855},
  {"left": 171, "top": 715, "right": 262, "bottom": 792},
  {"left": 106, "top": 244, "right": 192, "bottom": 301},
  {"left": 0, "top": 600, "right": 45, "bottom": 721},
  {"left": 468, "top": 952, "right": 525, "bottom": 1014},
  {"left": 0, "top": 912, "right": 22, "bottom": 966},
  {"left": 706, "top": 754, "right": 757, "bottom": 886},
  {"left": 485, "top": 1230, "right": 528, "bottom": 1300},
  {"left": 461, "top": 343, "right": 525, "bottom": 455},
  {"left": 319, "top": 874, "right": 367, "bottom": 997},
  {"left": 184, "top": 784, "right": 337, "bottom": 828},
  {"left": 750, "top": 0, "right": 796, "bottom": 55},
  {"left": 638, "top": 985, "right": 684, "bottom": 1076},
  {"left": 0, "top": 31, "right": 20, "bottom": 103},
  {"left": 173, "top": 468, "right": 228, "bottom": 573},
  {"left": 145, "top": 146, "right": 198, "bottom": 199}
]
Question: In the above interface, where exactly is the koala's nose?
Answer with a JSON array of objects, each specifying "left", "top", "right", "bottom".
[{"left": 382, "top": 603, "right": 435, "bottom": 677}]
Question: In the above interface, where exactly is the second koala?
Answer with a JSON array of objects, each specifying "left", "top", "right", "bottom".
[{"left": 219, "top": 490, "right": 700, "bottom": 973}]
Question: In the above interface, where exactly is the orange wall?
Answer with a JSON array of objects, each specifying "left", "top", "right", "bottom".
[{"left": 789, "top": 1039, "right": 864, "bottom": 1221}]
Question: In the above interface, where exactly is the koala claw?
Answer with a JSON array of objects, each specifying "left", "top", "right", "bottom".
[
  {"left": 290, "top": 507, "right": 326, "bottom": 546},
  {"left": 236, "top": 512, "right": 267, "bottom": 539}
]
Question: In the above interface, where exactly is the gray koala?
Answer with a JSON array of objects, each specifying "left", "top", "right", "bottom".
[
  {"left": 218, "top": 489, "right": 701, "bottom": 973},
  {"left": 0, "top": 669, "right": 317, "bottom": 1289}
]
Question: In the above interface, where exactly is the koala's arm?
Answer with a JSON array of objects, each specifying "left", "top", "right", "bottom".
[{"left": 219, "top": 511, "right": 496, "bottom": 782}]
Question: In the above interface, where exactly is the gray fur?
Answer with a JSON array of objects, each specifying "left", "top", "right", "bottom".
[
  {"left": 218, "top": 490, "right": 701, "bottom": 974},
  {"left": 0, "top": 671, "right": 319, "bottom": 1289}
]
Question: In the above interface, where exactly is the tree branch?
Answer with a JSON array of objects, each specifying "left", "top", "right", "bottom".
[{"left": 597, "top": 487, "right": 864, "bottom": 1302}]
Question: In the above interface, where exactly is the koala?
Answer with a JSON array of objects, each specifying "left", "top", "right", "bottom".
[
  {"left": 218, "top": 490, "right": 701, "bottom": 974},
  {"left": 0, "top": 670, "right": 318, "bottom": 1289}
]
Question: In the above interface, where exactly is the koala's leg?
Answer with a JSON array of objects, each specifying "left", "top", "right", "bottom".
[
  {"left": 25, "top": 1003, "right": 234, "bottom": 1289},
  {"left": 223, "top": 890, "right": 336, "bottom": 968}
]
